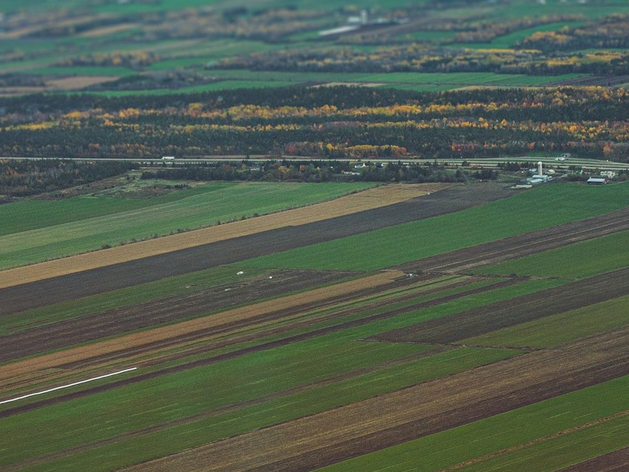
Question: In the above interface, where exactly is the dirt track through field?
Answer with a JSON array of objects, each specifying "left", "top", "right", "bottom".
[
  {"left": 0, "top": 183, "right": 447, "bottom": 290},
  {"left": 374, "top": 266, "right": 629, "bottom": 344},
  {"left": 0, "top": 184, "right": 506, "bottom": 316},
  {"left": 558, "top": 447, "right": 629, "bottom": 472},
  {"left": 121, "top": 325, "right": 629, "bottom": 472}
]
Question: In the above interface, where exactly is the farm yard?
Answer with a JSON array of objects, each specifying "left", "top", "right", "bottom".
[{"left": 2, "top": 178, "right": 629, "bottom": 471}]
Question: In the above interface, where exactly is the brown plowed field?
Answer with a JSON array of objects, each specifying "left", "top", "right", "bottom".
[
  {"left": 121, "top": 325, "right": 629, "bottom": 472},
  {"left": 558, "top": 447, "right": 629, "bottom": 472},
  {"left": 397, "top": 204, "right": 629, "bottom": 275},
  {"left": 374, "top": 267, "right": 629, "bottom": 344},
  {"left": 0, "top": 183, "right": 507, "bottom": 316}
]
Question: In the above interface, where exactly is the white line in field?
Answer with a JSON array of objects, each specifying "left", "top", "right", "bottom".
[{"left": 0, "top": 367, "right": 137, "bottom": 406}]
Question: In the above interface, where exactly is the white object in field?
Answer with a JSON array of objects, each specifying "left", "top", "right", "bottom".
[
  {"left": 237, "top": 271, "right": 244, "bottom": 275},
  {"left": 0, "top": 367, "right": 137, "bottom": 405}
]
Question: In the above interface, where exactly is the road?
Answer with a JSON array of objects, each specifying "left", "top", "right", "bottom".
[{"left": 2, "top": 155, "right": 629, "bottom": 171}]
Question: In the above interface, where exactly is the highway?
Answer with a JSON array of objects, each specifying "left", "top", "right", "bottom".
[{"left": 1, "top": 155, "right": 628, "bottom": 171}]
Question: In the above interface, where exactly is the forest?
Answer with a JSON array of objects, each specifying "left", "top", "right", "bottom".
[{"left": 1, "top": 86, "right": 628, "bottom": 161}]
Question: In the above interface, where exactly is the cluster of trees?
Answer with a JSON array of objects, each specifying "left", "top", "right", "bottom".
[
  {"left": 128, "top": 6, "right": 329, "bottom": 42},
  {"left": 519, "top": 15, "right": 629, "bottom": 51},
  {"left": 141, "top": 160, "right": 474, "bottom": 183},
  {"left": 1, "top": 86, "right": 629, "bottom": 161},
  {"left": 219, "top": 44, "right": 611, "bottom": 76},
  {"left": 57, "top": 52, "right": 160, "bottom": 69},
  {"left": 86, "top": 70, "right": 216, "bottom": 92},
  {"left": 453, "top": 14, "right": 582, "bottom": 44},
  {"left": 0, "top": 160, "right": 137, "bottom": 198}
]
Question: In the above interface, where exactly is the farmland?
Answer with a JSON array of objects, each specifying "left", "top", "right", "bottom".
[
  {"left": 0, "top": 180, "right": 376, "bottom": 269},
  {"left": 2, "top": 179, "right": 629, "bottom": 471},
  {"left": 5, "top": 0, "right": 629, "bottom": 469}
]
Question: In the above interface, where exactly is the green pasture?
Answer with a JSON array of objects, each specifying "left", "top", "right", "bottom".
[
  {"left": 86, "top": 79, "right": 293, "bottom": 96},
  {"left": 477, "top": 229, "right": 629, "bottom": 280},
  {"left": 0, "top": 332, "right": 430, "bottom": 468},
  {"left": 29, "top": 66, "right": 136, "bottom": 76},
  {"left": 459, "top": 414, "right": 629, "bottom": 472},
  {"left": 245, "top": 183, "right": 629, "bottom": 272},
  {"left": 319, "top": 373, "right": 629, "bottom": 472},
  {"left": 490, "top": 21, "right": 586, "bottom": 49},
  {"left": 465, "top": 293, "right": 629, "bottom": 349},
  {"left": 24, "top": 347, "right": 516, "bottom": 472},
  {"left": 0, "top": 181, "right": 374, "bottom": 269},
  {"left": 205, "top": 69, "right": 585, "bottom": 88}
]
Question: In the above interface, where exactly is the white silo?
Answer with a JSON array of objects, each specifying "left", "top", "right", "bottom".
[{"left": 537, "top": 161, "right": 543, "bottom": 176}]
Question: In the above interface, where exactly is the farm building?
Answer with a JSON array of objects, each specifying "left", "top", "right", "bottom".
[{"left": 587, "top": 176, "right": 608, "bottom": 185}]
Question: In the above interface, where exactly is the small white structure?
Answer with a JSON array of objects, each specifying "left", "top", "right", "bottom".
[
  {"left": 162, "top": 156, "right": 175, "bottom": 161},
  {"left": 537, "top": 161, "right": 543, "bottom": 176}
]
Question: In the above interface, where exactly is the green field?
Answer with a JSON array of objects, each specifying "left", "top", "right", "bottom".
[
  {"left": 319, "top": 373, "right": 629, "bottom": 472},
  {"left": 204, "top": 69, "right": 585, "bottom": 88},
  {"left": 477, "top": 229, "right": 629, "bottom": 280},
  {"left": 0, "top": 181, "right": 374, "bottom": 269},
  {"left": 489, "top": 21, "right": 587, "bottom": 49},
  {"left": 465, "top": 293, "right": 629, "bottom": 350},
  {"left": 246, "top": 183, "right": 629, "bottom": 271}
]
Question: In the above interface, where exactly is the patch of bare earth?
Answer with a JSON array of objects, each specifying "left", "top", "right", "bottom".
[
  {"left": 120, "top": 325, "right": 629, "bottom": 472},
  {"left": 0, "top": 183, "right": 444, "bottom": 289}
]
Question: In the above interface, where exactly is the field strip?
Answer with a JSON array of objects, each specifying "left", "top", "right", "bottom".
[
  {"left": 0, "top": 271, "right": 404, "bottom": 383},
  {"left": 437, "top": 410, "right": 629, "bottom": 472},
  {"left": 0, "top": 183, "right": 444, "bottom": 289},
  {"left": 119, "top": 326, "right": 629, "bottom": 472},
  {"left": 557, "top": 445, "right": 629, "bottom": 471},
  {"left": 0, "top": 368, "right": 137, "bottom": 406}
]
